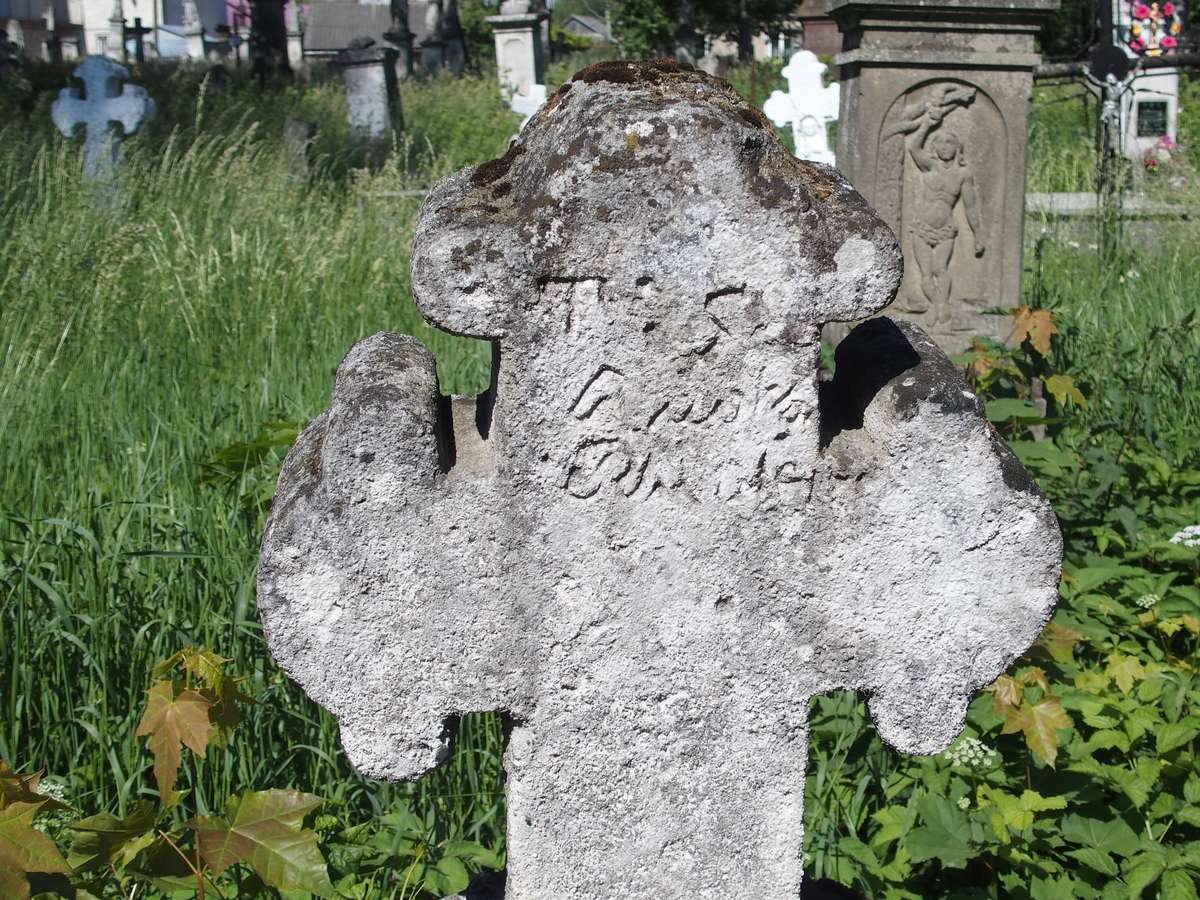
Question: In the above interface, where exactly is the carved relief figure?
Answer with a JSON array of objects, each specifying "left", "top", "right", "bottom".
[{"left": 884, "top": 85, "right": 986, "bottom": 306}]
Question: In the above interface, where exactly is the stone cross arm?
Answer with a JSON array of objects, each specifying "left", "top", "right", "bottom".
[
  {"left": 258, "top": 59, "right": 1061, "bottom": 898},
  {"left": 51, "top": 56, "right": 155, "bottom": 140}
]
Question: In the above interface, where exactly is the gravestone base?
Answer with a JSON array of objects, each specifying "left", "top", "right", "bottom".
[{"left": 829, "top": 0, "right": 1057, "bottom": 353}]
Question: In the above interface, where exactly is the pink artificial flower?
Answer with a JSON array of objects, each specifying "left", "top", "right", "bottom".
[
  {"left": 1129, "top": 37, "right": 1146, "bottom": 50},
  {"left": 1162, "top": 1, "right": 1175, "bottom": 13},
  {"left": 1162, "top": 35, "right": 1178, "bottom": 47},
  {"left": 1133, "top": 3, "right": 1151, "bottom": 17}
]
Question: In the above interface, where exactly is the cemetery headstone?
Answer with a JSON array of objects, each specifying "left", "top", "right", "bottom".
[
  {"left": 107, "top": 0, "right": 126, "bottom": 61},
  {"left": 42, "top": 4, "right": 61, "bottom": 63},
  {"left": 486, "top": 0, "right": 547, "bottom": 98},
  {"left": 283, "top": 117, "right": 317, "bottom": 183},
  {"left": 1, "top": 21, "right": 22, "bottom": 76},
  {"left": 334, "top": 37, "right": 401, "bottom": 143},
  {"left": 251, "top": 0, "right": 290, "bottom": 75},
  {"left": 258, "top": 59, "right": 1062, "bottom": 899},
  {"left": 763, "top": 50, "right": 839, "bottom": 165},
  {"left": 509, "top": 82, "right": 546, "bottom": 131},
  {"left": 52, "top": 55, "right": 155, "bottom": 184},
  {"left": 383, "top": 0, "right": 415, "bottom": 81},
  {"left": 420, "top": 0, "right": 446, "bottom": 74},
  {"left": 829, "top": 0, "right": 1057, "bottom": 351},
  {"left": 1115, "top": 0, "right": 1181, "bottom": 162},
  {"left": 183, "top": 0, "right": 205, "bottom": 60},
  {"left": 285, "top": 0, "right": 305, "bottom": 71},
  {"left": 444, "top": 0, "right": 467, "bottom": 76}
]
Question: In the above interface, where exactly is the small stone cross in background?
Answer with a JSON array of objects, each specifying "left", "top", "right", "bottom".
[
  {"left": 52, "top": 56, "right": 155, "bottom": 183},
  {"left": 764, "top": 50, "right": 839, "bottom": 165},
  {"left": 259, "top": 60, "right": 1061, "bottom": 898}
]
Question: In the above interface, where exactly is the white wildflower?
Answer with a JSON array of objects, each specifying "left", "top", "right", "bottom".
[
  {"left": 1067, "top": 240, "right": 1081, "bottom": 249},
  {"left": 944, "top": 737, "right": 1000, "bottom": 770},
  {"left": 957, "top": 796, "right": 971, "bottom": 810},
  {"left": 1126, "top": 269, "right": 1141, "bottom": 280},
  {"left": 1135, "top": 593, "right": 1160, "bottom": 609},
  {"left": 1169, "top": 525, "right": 1200, "bottom": 548}
]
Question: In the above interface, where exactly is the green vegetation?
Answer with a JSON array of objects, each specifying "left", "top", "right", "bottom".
[{"left": 1, "top": 56, "right": 1198, "bottom": 897}]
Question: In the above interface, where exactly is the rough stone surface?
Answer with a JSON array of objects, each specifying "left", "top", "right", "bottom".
[
  {"left": 828, "top": 0, "right": 1058, "bottom": 352},
  {"left": 51, "top": 56, "right": 155, "bottom": 183},
  {"left": 258, "top": 59, "right": 1062, "bottom": 899}
]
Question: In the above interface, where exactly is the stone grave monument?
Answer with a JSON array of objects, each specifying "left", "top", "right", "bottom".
[
  {"left": 509, "top": 83, "right": 547, "bottom": 132},
  {"left": 334, "top": 37, "right": 401, "bottom": 143},
  {"left": 283, "top": 117, "right": 317, "bottom": 183},
  {"left": 829, "top": 0, "right": 1057, "bottom": 351},
  {"left": 183, "top": 0, "right": 205, "bottom": 60},
  {"left": 763, "top": 50, "right": 839, "bottom": 165},
  {"left": 52, "top": 56, "right": 155, "bottom": 184},
  {"left": 1114, "top": 0, "right": 1182, "bottom": 162},
  {"left": 486, "top": 0, "right": 548, "bottom": 99},
  {"left": 383, "top": 0, "right": 415, "bottom": 81},
  {"left": 258, "top": 59, "right": 1062, "bottom": 898}
]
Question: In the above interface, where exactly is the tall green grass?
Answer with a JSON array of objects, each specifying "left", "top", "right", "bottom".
[{"left": 0, "top": 67, "right": 504, "bottom": 832}]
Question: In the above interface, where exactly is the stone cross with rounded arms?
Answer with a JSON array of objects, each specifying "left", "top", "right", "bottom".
[
  {"left": 258, "top": 60, "right": 1061, "bottom": 899},
  {"left": 52, "top": 56, "right": 155, "bottom": 183}
]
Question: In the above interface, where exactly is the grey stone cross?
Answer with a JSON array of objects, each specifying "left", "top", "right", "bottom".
[
  {"left": 52, "top": 56, "right": 155, "bottom": 183},
  {"left": 258, "top": 60, "right": 1062, "bottom": 898}
]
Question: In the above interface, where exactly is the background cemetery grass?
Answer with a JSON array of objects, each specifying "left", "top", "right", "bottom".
[{"left": 1, "top": 55, "right": 1198, "bottom": 896}]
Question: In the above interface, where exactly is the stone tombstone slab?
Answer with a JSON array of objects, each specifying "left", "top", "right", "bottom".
[
  {"left": 334, "top": 38, "right": 400, "bottom": 143},
  {"left": 258, "top": 60, "right": 1062, "bottom": 899},
  {"left": 486, "top": 0, "right": 547, "bottom": 98},
  {"left": 509, "top": 82, "right": 547, "bottom": 132},
  {"left": 52, "top": 56, "right": 155, "bottom": 183},
  {"left": 828, "top": 0, "right": 1057, "bottom": 352},
  {"left": 763, "top": 49, "right": 839, "bottom": 165}
]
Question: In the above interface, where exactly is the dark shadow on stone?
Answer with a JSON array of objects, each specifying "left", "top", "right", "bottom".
[{"left": 819, "top": 317, "right": 921, "bottom": 447}]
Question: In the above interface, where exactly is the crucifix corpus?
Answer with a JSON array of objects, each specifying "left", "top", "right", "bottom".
[{"left": 258, "top": 60, "right": 1062, "bottom": 899}]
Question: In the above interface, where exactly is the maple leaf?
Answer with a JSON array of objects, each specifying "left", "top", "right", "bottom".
[
  {"left": 204, "top": 677, "right": 255, "bottom": 749},
  {"left": 135, "top": 680, "right": 212, "bottom": 799},
  {"left": 0, "top": 800, "right": 72, "bottom": 900},
  {"left": 0, "top": 762, "right": 68, "bottom": 814},
  {"left": 1012, "top": 306, "right": 1058, "bottom": 357},
  {"left": 1044, "top": 373, "right": 1086, "bottom": 408},
  {"left": 992, "top": 675, "right": 1024, "bottom": 717},
  {"left": 1105, "top": 653, "right": 1146, "bottom": 695},
  {"left": 1005, "top": 697, "right": 1073, "bottom": 767},
  {"left": 1038, "top": 623, "right": 1083, "bottom": 663},
  {"left": 190, "top": 789, "right": 334, "bottom": 897},
  {"left": 67, "top": 799, "right": 156, "bottom": 873},
  {"left": 1017, "top": 666, "right": 1051, "bottom": 693}
]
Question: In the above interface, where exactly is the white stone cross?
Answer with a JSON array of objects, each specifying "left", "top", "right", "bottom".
[
  {"left": 51, "top": 56, "right": 155, "bottom": 183},
  {"left": 763, "top": 49, "right": 839, "bottom": 166},
  {"left": 258, "top": 60, "right": 1060, "bottom": 899},
  {"left": 509, "top": 82, "right": 546, "bottom": 132}
]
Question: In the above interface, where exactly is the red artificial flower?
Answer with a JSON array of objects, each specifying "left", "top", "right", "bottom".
[
  {"left": 1129, "top": 37, "right": 1146, "bottom": 50},
  {"left": 1162, "top": 35, "right": 1178, "bottom": 47},
  {"left": 1133, "top": 3, "right": 1152, "bottom": 17},
  {"left": 1162, "top": 1, "right": 1176, "bottom": 13}
]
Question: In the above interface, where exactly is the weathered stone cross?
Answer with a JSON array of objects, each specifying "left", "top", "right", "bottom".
[
  {"left": 51, "top": 56, "right": 155, "bottom": 183},
  {"left": 764, "top": 50, "right": 840, "bottom": 166},
  {"left": 258, "top": 60, "right": 1061, "bottom": 898}
]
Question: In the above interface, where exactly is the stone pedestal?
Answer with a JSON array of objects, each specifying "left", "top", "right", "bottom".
[
  {"left": 828, "top": 0, "right": 1057, "bottom": 351},
  {"left": 284, "top": 1, "right": 304, "bottom": 71},
  {"left": 334, "top": 42, "right": 400, "bottom": 142},
  {"left": 486, "top": 3, "right": 547, "bottom": 98}
]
